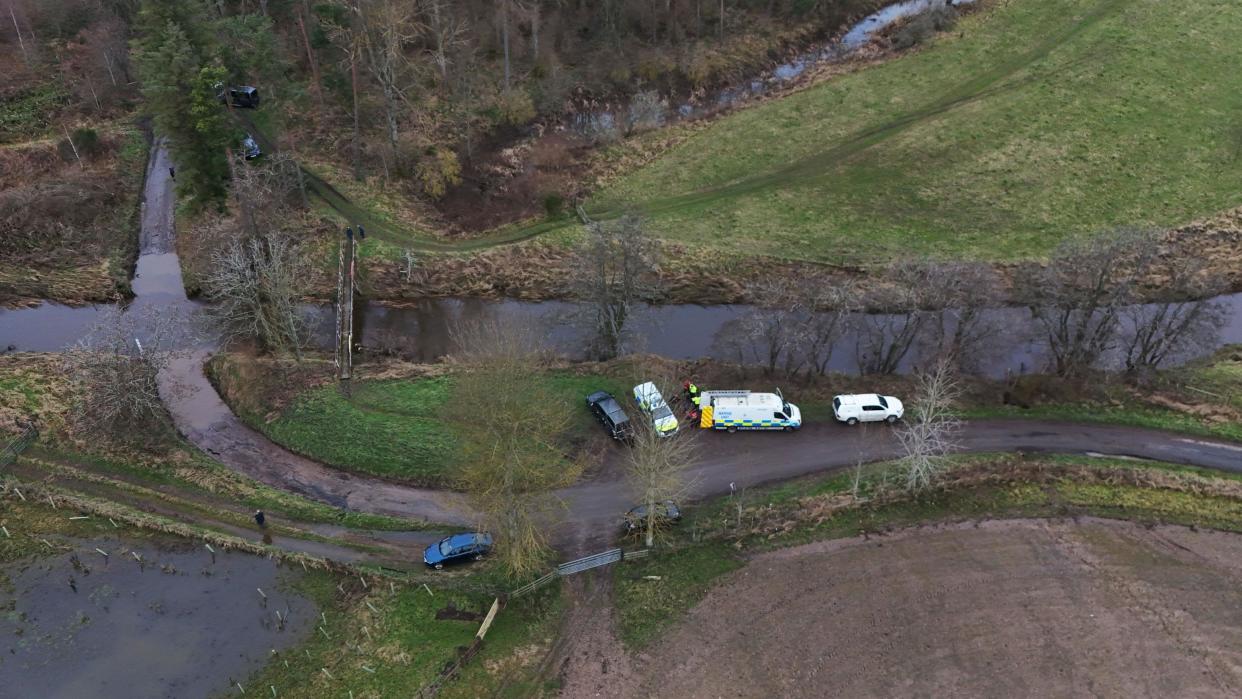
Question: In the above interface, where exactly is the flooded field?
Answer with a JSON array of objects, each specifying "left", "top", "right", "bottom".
[{"left": 0, "top": 538, "right": 315, "bottom": 699}]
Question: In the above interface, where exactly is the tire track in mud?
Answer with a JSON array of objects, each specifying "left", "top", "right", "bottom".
[{"left": 612, "top": 0, "right": 1135, "bottom": 220}]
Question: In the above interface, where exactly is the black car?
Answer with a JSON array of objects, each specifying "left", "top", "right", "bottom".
[
  {"left": 423, "top": 532, "right": 493, "bottom": 570},
  {"left": 622, "top": 500, "right": 682, "bottom": 533},
  {"left": 218, "top": 84, "right": 260, "bottom": 109},
  {"left": 586, "top": 391, "right": 633, "bottom": 441}
]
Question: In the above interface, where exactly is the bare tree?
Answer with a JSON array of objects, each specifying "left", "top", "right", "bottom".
[
  {"left": 894, "top": 259, "right": 1003, "bottom": 372},
  {"left": 624, "top": 372, "right": 697, "bottom": 547},
  {"left": 852, "top": 284, "right": 928, "bottom": 375},
  {"left": 1025, "top": 228, "right": 1158, "bottom": 377},
  {"left": 574, "top": 210, "right": 659, "bottom": 360},
  {"left": 730, "top": 278, "right": 807, "bottom": 377},
  {"left": 425, "top": 0, "right": 466, "bottom": 82},
  {"left": 1121, "top": 257, "right": 1227, "bottom": 375},
  {"left": 446, "top": 317, "right": 580, "bottom": 579},
  {"left": 896, "top": 361, "right": 961, "bottom": 492},
  {"left": 204, "top": 233, "right": 309, "bottom": 355},
  {"left": 62, "top": 307, "right": 181, "bottom": 447},
  {"left": 796, "top": 279, "right": 853, "bottom": 377}
]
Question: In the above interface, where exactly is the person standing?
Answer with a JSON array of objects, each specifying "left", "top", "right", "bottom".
[{"left": 254, "top": 510, "right": 266, "bottom": 528}]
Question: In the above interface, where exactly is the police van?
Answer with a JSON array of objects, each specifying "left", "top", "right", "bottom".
[{"left": 698, "top": 389, "right": 801, "bottom": 432}]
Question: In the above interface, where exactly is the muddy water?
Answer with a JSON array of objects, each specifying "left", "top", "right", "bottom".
[
  {"left": 6, "top": 292, "right": 1242, "bottom": 376},
  {"left": 298, "top": 292, "right": 1242, "bottom": 378},
  {"left": 0, "top": 539, "right": 314, "bottom": 699}
]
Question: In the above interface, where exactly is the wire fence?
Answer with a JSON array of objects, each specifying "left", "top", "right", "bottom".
[{"left": 0, "top": 424, "right": 38, "bottom": 469}]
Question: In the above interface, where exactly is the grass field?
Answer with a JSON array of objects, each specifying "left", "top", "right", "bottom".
[
  {"left": 590, "top": 0, "right": 1242, "bottom": 264},
  {"left": 244, "top": 571, "right": 562, "bottom": 698},
  {"left": 257, "top": 372, "right": 628, "bottom": 485}
]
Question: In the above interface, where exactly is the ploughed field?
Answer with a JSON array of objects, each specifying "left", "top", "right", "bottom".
[
  {"left": 592, "top": 0, "right": 1242, "bottom": 263},
  {"left": 628, "top": 518, "right": 1242, "bottom": 697}
]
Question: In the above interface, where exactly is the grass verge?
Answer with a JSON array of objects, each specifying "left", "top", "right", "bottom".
[
  {"left": 214, "top": 354, "right": 629, "bottom": 485},
  {"left": 244, "top": 571, "right": 562, "bottom": 698}
]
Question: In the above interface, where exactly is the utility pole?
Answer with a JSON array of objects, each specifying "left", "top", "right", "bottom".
[{"left": 335, "top": 226, "right": 362, "bottom": 390}]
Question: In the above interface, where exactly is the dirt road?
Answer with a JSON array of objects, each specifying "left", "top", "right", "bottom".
[
  {"left": 130, "top": 143, "right": 1242, "bottom": 543},
  {"left": 620, "top": 518, "right": 1242, "bottom": 698}
]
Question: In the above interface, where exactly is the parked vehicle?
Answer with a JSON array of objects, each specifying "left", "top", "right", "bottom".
[
  {"left": 632, "top": 381, "right": 679, "bottom": 437},
  {"left": 241, "top": 135, "right": 262, "bottom": 160},
  {"left": 586, "top": 391, "right": 633, "bottom": 441},
  {"left": 832, "top": 393, "right": 904, "bottom": 425},
  {"left": 423, "top": 532, "right": 493, "bottom": 570},
  {"left": 622, "top": 500, "right": 682, "bottom": 533},
  {"left": 698, "top": 389, "right": 801, "bottom": 432},
  {"left": 217, "top": 84, "right": 260, "bottom": 109}
]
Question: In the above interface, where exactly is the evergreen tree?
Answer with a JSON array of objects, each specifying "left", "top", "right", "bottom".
[{"left": 133, "top": 1, "right": 231, "bottom": 209}]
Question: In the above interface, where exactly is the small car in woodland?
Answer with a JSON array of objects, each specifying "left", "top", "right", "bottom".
[
  {"left": 241, "top": 135, "right": 262, "bottom": 160},
  {"left": 423, "top": 532, "right": 493, "bottom": 570},
  {"left": 622, "top": 500, "right": 682, "bottom": 533},
  {"left": 586, "top": 390, "right": 634, "bottom": 441},
  {"left": 832, "top": 393, "right": 904, "bottom": 425},
  {"left": 217, "top": 84, "right": 260, "bottom": 109}
]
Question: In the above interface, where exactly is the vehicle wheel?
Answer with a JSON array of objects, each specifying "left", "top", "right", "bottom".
[
  {"left": 846, "top": 418, "right": 859, "bottom": 426},
  {"left": 434, "top": 563, "right": 444, "bottom": 570},
  {"left": 727, "top": 426, "right": 737, "bottom": 433},
  {"left": 783, "top": 426, "right": 793, "bottom": 432},
  {"left": 886, "top": 415, "right": 898, "bottom": 424}
]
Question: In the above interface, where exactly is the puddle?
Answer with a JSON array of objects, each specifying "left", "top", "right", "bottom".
[{"left": 0, "top": 539, "right": 315, "bottom": 699}]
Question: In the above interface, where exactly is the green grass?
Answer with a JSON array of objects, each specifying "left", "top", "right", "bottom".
[
  {"left": 245, "top": 571, "right": 562, "bottom": 698},
  {"left": 966, "top": 346, "right": 1242, "bottom": 443},
  {"left": 589, "top": 0, "right": 1242, "bottom": 264},
  {"left": 612, "top": 453, "right": 1242, "bottom": 649},
  {"left": 964, "top": 402, "right": 1242, "bottom": 443},
  {"left": 0, "top": 83, "right": 70, "bottom": 143},
  {"left": 613, "top": 542, "right": 744, "bottom": 649},
  {"left": 258, "top": 372, "right": 628, "bottom": 485}
]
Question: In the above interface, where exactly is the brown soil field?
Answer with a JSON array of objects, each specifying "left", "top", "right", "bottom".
[{"left": 621, "top": 519, "right": 1242, "bottom": 697}]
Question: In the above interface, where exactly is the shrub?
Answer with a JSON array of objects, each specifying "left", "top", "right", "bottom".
[
  {"left": 72, "top": 128, "right": 104, "bottom": 158},
  {"left": 626, "top": 91, "right": 667, "bottom": 134},
  {"left": 892, "top": 5, "right": 957, "bottom": 50},
  {"left": 543, "top": 192, "right": 565, "bottom": 218},
  {"left": 415, "top": 147, "right": 463, "bottom": 199},
  {"left": 493, "top": 89, "right": 537, "bottom": 126}
]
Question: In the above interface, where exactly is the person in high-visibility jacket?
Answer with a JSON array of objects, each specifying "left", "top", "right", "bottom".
[{"left": 683, "top": 381, "right": 701, "bottom": 407}]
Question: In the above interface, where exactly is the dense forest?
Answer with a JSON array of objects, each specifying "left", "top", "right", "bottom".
[{"left": 2, "top": 0, "right": 882, "bottom": 215}]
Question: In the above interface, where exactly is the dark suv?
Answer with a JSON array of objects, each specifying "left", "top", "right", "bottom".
[
  {"left": 217, "top": 84, "right": 260, "bottom": 109},
  {"left": 622, "top": 500, "right": 682, "bottom": 533},
  {"left": 586, "top": 391, "right": 633, "bottom": 441}
]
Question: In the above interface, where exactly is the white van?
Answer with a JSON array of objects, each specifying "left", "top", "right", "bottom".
[
  {"left": 632, "top": 382, "right": 679, "bottom": 437},
  {"left": 832, "top": 393, "right": 904, "bottom": 425},
  {"left": 700, "top": 390, "right": 801, "bottom": 432}
]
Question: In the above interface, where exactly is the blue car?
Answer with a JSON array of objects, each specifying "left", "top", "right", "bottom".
[{"left": 423, "top": 532, "right": 493, "bottom": 570}]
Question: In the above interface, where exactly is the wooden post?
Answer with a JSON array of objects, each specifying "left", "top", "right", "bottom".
[{"left": 476, "top": 598, "right": 502, "bottom": 639}]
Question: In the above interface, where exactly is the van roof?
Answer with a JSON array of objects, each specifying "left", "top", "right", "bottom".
[{"left": 715, "top": 393, "right": 783, "bottom": 410}]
